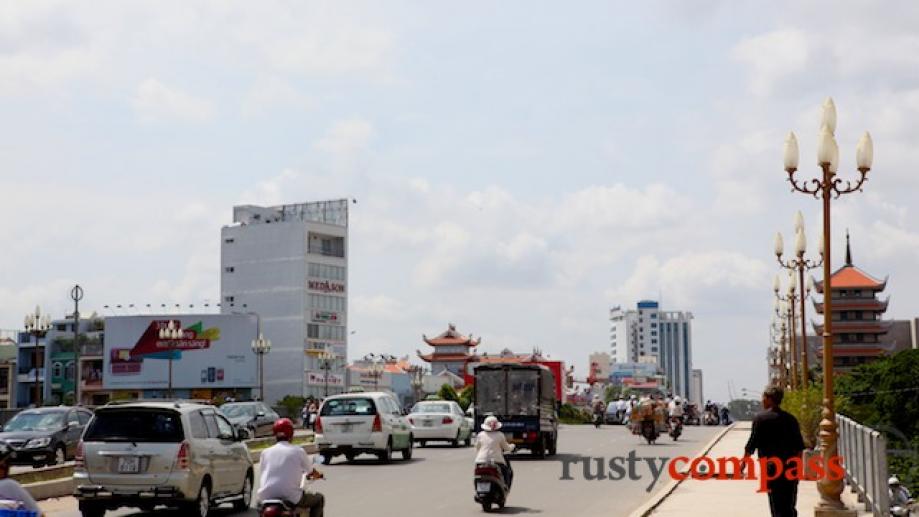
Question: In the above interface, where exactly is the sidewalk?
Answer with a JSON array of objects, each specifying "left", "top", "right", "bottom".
[{"left": 642, "top": 422, "right": 870, "bottom": 517}]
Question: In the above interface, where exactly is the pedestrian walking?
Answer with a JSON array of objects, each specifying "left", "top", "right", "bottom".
[{"left": 743, "top": 386, "right": 805, "bottom": 517}]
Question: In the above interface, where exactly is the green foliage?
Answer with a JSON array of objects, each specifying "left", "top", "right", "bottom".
[
  {"left": 276, "top": 395, "right": 307, "bottom": 419},
  {"left": 782, "top": 384, "right": 822, "bottom": 449},
  {"left": 603, "top": 385, "right": 620, "bottom": 403},
  {"left": 836, "top": 349, "right": 919, "bottom": 494},
  {"left": 437, "top": 383, "right": 459, "bottom": 402},
  {"left": 457, "top": 384, "right": 474, "bottom": 411},
  {"left": 558, "top": 403, "right": 592, "bottom": 424}
]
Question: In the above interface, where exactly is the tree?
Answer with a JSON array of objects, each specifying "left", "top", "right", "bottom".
[
  {"left": 277, "top": 395, "right": 307, "bottom": 420},
  {"left": 437, "top": 383, "right": 458, "bottom": 403},
  {"left": 457, "top": 384, "right": 474, "bottom": 411},
  {"left": 603, "top": 385, "right": 622, "bottom": 403}
]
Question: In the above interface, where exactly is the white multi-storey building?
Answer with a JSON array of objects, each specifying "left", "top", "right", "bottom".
[
  {"left": 221, "top": 200, "right": 349, "bottom": 402},
  {"left": 609, "top": 300, "right": 694, "bottom": 399}
]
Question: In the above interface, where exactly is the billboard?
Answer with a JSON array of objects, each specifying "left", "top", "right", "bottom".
[{"left": 103, "top": 314, "right": 258, "bottom": 390}]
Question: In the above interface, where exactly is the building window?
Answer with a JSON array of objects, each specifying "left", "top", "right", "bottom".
[
  {"left": 224, "top": 266, "right": 235, "bottom": 273},
  {"left": 308, "top": 233, "right": 345, "bottom": 258},
  {"left": 650, "top": 314, "right": 657, "bottom": 319},
  {"left": 308, "top": 294, "right": 346, "bottom": 312},
  {"left": 52, "top": 362, "right": 63, "bottom": 379},
  {"left": 308, "top": 263, "right": 346, "bottom": 281},
  {"left": 224, "top": 296, "right": 235, "bottom": 303},
  {"left": 224, "top": 238, "right": 235, "bottom": 244}
]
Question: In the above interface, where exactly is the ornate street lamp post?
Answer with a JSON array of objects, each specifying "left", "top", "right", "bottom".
[
  {"left": 317, "top": 351, "right": 338, "bottom": 398},
  {"left": 158, "top": 320, "right": 183, "bottom": 398},
  {"left": 367, "top": 356, "right": 385, "bottom": 391},
  {"left": 409, "top": 366, "right": 425, "bottom": 403},
  {"left": 71, "top": 285, "right": 84, "bottom": 406},
  {"left": 770, "top": 311, "right": 789, "bottom": 389},
  {"left": 251, "top": 333, "right": 271, "bottom": 401},
  {"left": 773, "top": 272, "right": 799, "bottom": 389},
  {"left": 775, "top": 216, "right": 823, "bottom": 387},
  {"left": 783, "top": 97, "right": 872, "bottom": 514},
  {"left": 24, "top": 307, "right": 51, "bottom": 406}
]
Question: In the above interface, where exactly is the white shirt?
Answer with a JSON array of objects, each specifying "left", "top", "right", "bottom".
[
  {"left": 668, "top": 401, "right": 684, "bottom": 417},
  {"left": 474, "top": 430, "right": 514, "bottom": 465},
  {"left": 258, "top": 441, "right": 313, "bottom": 504}
]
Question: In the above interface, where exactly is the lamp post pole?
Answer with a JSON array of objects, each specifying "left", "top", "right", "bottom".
[
  {"left": 24, "top": 307, "right": 51, "bottom": 406},
  {"left": 158, "top": 320, "right": 183, "bottom": 398},
  {"left": 71, "top": 285, "right": 84, "bottom": 405},
  {"left": 251, "top": 332, "right": 271, "bottom": 401},
  {"left": 318, "top": 351, "right": 336, "bottom": 398},
  {"left": 783, "top": 97, "right": 872, "bottom": 513},
  {"left": 775, "top": 216, "right": 823, "bottom": 387},
  {"left": 773, "top": 273, "right": 799, "bottom": 389}
]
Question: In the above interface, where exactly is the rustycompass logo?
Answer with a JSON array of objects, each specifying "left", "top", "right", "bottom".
[{"left": 558, "top": 451, "right": 846, "bottom": 493}]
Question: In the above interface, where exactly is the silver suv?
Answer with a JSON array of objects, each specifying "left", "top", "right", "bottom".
[{"left": 73, "top": 400, "right": 253, "bottom": 517}]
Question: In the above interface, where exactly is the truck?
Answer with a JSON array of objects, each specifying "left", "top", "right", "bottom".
[{"left": 473, "top": 363, "right": 558, "bottom": 458}]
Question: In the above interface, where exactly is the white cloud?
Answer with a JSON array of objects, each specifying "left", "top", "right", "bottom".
[
  {"left": 314, "top": 119, "right": 375, "bottom": 155},
  {"left": 732, "top": 29, "right": 809, "bottom": 97},
  {"left": 240, "top": 76, "right": 312, "bottom": 118},
  {"left": 132, "top": 78, "right": 214, "bottom": 124}
]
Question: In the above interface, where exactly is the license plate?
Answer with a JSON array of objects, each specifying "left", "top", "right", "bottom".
[
  {"left": 422, "top": 420, "right": 433, "bottom": 427},
  {"left": 476, "top": 482, "right": 491, "bottom": 493},
  {"left": 118, "top": 456, "right": 140, "bottom": 473},
  {"left": 340, "top": 424, "right": 352, "bottom": 433},
  {"left": 509, "top": 438, "right": 523, "bottom": 444}
]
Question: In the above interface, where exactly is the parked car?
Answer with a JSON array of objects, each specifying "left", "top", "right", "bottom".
[
  {"left": 73, "top": 400, "right": 253, "bottom": 517},
  {"left": 218, "top": 401, "right": 279, "bottom": 439},
  {"left": 408, "top": 400, "right": 472, "bottom": 447},
  {"left": 0, "top": 406, "right": 93, "bottom": 467},
  {"left": 315, "top": 392, "right": 412, "bottom": 464}
]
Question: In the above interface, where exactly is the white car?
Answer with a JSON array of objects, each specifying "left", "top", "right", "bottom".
[
  {"left": 315, "top": 392, "right": 413, "bottom": 464},
  {"left": 408, "top": 401, "right": 472, "bottom": 447}
]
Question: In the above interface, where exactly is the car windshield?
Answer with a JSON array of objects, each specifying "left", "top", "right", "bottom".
[
  {"left": 83, "top": 409, "right": 184, "bottom": 443},
  {"left": 220, "top": 404, "right": 255, "bottom": 418},
  {"left": 4, "top": 412, "right": 65, "bottom": 432},
  {"left": 411, "top": 403, "right": 452, "bottom": 414},
  {"left": 320, "top": 398, "right": 376, "bottom": 416}
]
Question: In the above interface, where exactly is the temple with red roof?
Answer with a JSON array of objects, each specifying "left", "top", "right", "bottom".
[
  {"left": 812, "top": 232, "right": 895, "bottom": 372},
  {"left": 417, "top": 323, "right": 480, "bottom": 378}
]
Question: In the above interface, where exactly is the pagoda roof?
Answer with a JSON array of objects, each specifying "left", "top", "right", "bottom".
[
  {"left": 813, "top": 232, "right": 887, "bottom": 292},
  {"left": 423, "top": 323, "right": 480, "bottom": 347},
  {"left": 814, "top": 345, "right": 890, "bottom": 357},
  {"left": 812, "top": 320, "right": 893, "bottom": 334},
  {"left": 813, "top": 297, "right": 889, "bottom": 314},
  {"left": 417, "top": 351, "right": 475, "bottom": 363}
]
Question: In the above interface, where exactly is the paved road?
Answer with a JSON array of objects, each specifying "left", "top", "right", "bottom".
[{"left": 39, "top": 424, "right": 723, "bottom": 517}]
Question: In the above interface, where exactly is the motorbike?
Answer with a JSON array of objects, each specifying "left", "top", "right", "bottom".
[
  {"left": 474, "top": 459, "right": 512, "bottom": 513},
  {"left": 703, "top": 410, "right": 720, "bottom": 426},
  {"left": 640, "top": 418, "right": 659, "bottom": 445},
  {"left": 258, "top": 460, "right": 324, "bottom": 517},
  {"left": 669, "top": 416, "right": 683, "bottom": 441}
]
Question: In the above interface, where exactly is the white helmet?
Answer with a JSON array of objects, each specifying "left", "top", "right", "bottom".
[
  {"left": 889, "top": 476, "right": 900, "bottom": 486},
  {"left": 482, "top": 415, "right": 503, "bottom": 431},
  {"left": 674, "top": 396, "right": 682, "bottom": 403}
]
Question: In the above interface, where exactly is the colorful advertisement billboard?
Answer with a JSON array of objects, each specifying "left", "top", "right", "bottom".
[{"left": 103, "top": 314, "right": 258, "bottom": 390}]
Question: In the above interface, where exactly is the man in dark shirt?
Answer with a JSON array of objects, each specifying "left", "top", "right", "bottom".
[{"left": 744, "top": 386, "right": 805, "bottom": 517}]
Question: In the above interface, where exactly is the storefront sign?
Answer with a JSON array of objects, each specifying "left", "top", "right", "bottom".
[
  {"left": 307, "top": 279, "right": 345, "bottom": 294},
  {"left": 311, "top": 310, "right": 340, "bottom": 323},
  {"left": 307, "top": 371, "right": 345, "bottom": 387}
]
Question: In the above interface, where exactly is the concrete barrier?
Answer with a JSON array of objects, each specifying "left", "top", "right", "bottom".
[{"left": 24, "top": 438, "right": 315, "bottom": 501}]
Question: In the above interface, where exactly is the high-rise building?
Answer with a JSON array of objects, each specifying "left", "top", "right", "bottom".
[
  {"left": 690, "top": 369, "right": 703, "bottom": 407},
  {"left": 609, "top": 300, "right": 694, "bottom": 398},
  {"left": 221, "top": 200, "right": 349, "bottom": 402}
]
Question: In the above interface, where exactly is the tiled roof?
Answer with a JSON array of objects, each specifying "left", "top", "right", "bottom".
[
  {"left": 422, "top": 323, "right": 480, "bottom": 347},
  {"left": 815, "top": 266, "right": 886, "bottom": 292}
]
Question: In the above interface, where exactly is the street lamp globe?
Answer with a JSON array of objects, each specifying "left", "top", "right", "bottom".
[
  {"left": 856, "top": 131, "right": 874, "bottom": 170},
  {"left": 795, "top": 228, "right": 807, "bottom": 256},
  {"left": 821, "top": 97, "right": 837, "bottom": 135},
  {"left": 784, "top": 132, "right": 799, "bottom": 171},
  {"left": 794, "top": 211, "right": 805, "bottom": 233},
  {"left": 774, "top": 232, "right": 784, "bottom": 257},
  {"left": 817, "top": 126, "right": 836, "bottom": 166},
  {"left": 829, "top": 138, "right": 840, "bottom": 174},
  {"left": 773, "top": 273, "right": 782, "bottom": 293}
]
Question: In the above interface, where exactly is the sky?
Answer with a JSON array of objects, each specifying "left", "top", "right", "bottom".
[{"left": 3, "top": 1, "right": 919, "bottom": 403}]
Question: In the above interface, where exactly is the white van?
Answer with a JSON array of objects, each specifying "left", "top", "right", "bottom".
[{"left": 315, "top": 392, "right": 413, "bottom": 464}]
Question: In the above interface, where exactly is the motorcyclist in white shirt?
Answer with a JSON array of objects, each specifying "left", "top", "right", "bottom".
[
  {"left": 668, "top": 396, "right": 685, "bottom": 419},
  {"left": 258, "top": 418, "right": 324, "bottom": 517},
  {"left": 475, "top": 416, "right": 515, "bottom": 488}
]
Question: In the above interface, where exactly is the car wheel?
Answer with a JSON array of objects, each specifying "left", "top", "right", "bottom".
[
  {"left": 401, "top": 437, "right": 413, "bottom": 460},
  {"left": 345, "top": 452, "right": 357, "bottom": 463},
  {"left": 417, "top": 440, "right": 426, "bottom": 448},
  {"left": 377, "top": 439, "right": 392, "bottom": 464},
  {"left": 79, "top": 501, "right": 105, "bottom": 517},
  {"left": 321, "top": 454, "right": 333, "bottom": 465},
  {"left": 185, "top": 481, "right": 211, "bottom": 517},
  {"left": 452, "top": 429, "right": 462, "bottom": 447},
  {"left": 233, "top": 471, "right": 253, "bottom": 511},
  {"left": 464, "top": 429, "right": 472, "bottom": 447}
]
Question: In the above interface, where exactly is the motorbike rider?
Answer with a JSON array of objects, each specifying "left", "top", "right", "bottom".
[
  {"left": 475, "top": 416, "right": 515, "bottom": 488},
  {"left": 258, "top": 418, "right": 325, "bottom": 517},
  {"left": 0, "top": 443, "right": 42, "bottom": 514},
  {"left": 668, "top": 396, "right": 684, "bottom": 419},
  {"left": 889, "top": 476, "right": 915, "bottom": 516}
]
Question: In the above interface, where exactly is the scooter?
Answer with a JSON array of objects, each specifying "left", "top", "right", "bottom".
[
  {"left": 258, "top": 459, "right": 325, "bottom": 517},
  {"left": 669, "top": 416, "right": 683, "bottom": 441},
  {"left": 640, "top": 418, "right": 659, "bottom": 445},
  {"left": 474, "top": 454, "right": 513, "bottom": 512}
]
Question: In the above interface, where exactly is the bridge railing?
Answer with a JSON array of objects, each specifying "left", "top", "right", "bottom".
[{"left": 837, "top": 413, "right": 888, "bottom": 516}]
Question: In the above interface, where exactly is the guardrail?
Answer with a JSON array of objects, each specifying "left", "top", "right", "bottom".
[{"left": 837, "top": 413, "right": 888, "bottom": 516}]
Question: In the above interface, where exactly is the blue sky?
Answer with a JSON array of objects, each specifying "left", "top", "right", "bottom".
[{"left": 3, "top": 1, "right": 919, "bottom": 402}]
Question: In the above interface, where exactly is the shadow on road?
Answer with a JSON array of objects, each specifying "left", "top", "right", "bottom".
[
  {"left": 327, "top": 456, "right": 427, "bottom": 466},
  {"left": 500, "top": 506, "right": 543, "bottom": 514}
]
